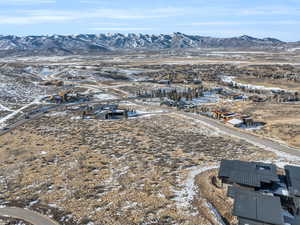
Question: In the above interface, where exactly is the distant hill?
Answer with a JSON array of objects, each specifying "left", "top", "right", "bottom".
[{"left": 0, "top": 32, "right": 296, "bottom": 56}]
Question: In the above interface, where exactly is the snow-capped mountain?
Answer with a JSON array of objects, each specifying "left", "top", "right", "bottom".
[{"left": 0, "top": 33, "right": 290, "bottom": 56}]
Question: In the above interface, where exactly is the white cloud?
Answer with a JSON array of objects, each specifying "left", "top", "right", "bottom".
[
  {"left": 0, "top": 5, "right": 299, "bottom": 26},
  {"left": 190, "top": 21, "right": 245, "bottom": 26},
  {"left": 237, "top": 6, "right": 300, "bottom": 16},
  {"left": 188, "top": 20, "right": 300, "bottom": 26},
  {"left": 0, "top": 7, "right": 187, "bottom": 25},
  {"left": 171, "top": 5, "right": 300, "bottom": 17},
  {"left": 79, "top": 0, "right": 106, "bottom": 4},
  {"left": 0, "top": 14, "right": 73, "bottom": 24},
  {"left": 0, "top": 0, "right": 55, "bottom": 4},
  {"left": 89, "top": 22, "right": 129, "bottom": 26},
  {"left": 151, "top": 7, "right": 189, "bottom": 16},
  {"left": 271, "top": 20, "right": 300, "bottom": 25}
]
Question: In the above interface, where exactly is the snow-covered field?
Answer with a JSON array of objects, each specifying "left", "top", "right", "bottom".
[
  {"left": 0, "top": 96, "right": 43, "bottom": 129},
  {"left": 0, "top": 67, "right": 51, "bottom": 108},
  {"left": 94, "top": 93, "right": 118, "bottom": 100},
  {"left": 0, "top": 82, "right": 47, "bottom": 104},
  {"left": 221, "top": 75, "right": 286, "bottom": 92},
  {"left": 0, "top": 103, "right": 11, "bottom": 112}
]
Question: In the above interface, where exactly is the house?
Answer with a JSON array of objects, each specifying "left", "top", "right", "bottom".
[
  {"left": 228, "top": 186, "right": 300, "bottom": 225},
  {"left": 95, "top": 109, "right": 128, "bottom": 120},
  {"left": 158, "top": 80, "right": 171, "bottom": 85},
  {"left": 285, "top": 165, "right": 300, "bottom": 215},
  {"left": 222, "top": 113, "right": 237, "bottom": 122},
  {"left": 229, "top": 187, "right": 284, "bottom": 225},
  {"left": 219, "top": 160, "right": 300, "bottom": 225},
  {"left": 233, "top": 94, "right": 248, "bottom": 100},
  {"left": 79, "top": 104, "right": 134, "bottom": 120},
  {"left": 227, "top": 118, "right": 243, "bottom": 127},
  {"left": 285, "top": 165, "right": 300, "bottom": 198},
  {"left": 234, "top": 116, "right": 266, "bottom": 129},
  {"left": 242, "top": 116, "right": 255, "bottom": 127},
  {"left": 192, "top": 79, "right": 202, "bottom": 85},
  {"left": 249, "top": 95, "right": 267, "bottom": 102},
  {"left": 218, "top": 160, "right": 279, "bottom": 190},
  {"left": 213, "top": 111, "right": 228, "bottom": 120}
]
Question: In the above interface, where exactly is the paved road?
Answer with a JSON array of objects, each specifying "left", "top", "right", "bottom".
[
  {"left": 179, "top": 112, "right": 300, "bottom": 158},
  {"left": 0, "top": 96, "right": 143, "bottom": 137},
  {"left": 0, "top": 207, "right": 59, "bottom": 225},
  {"left": 132, "top": 100, "right": 300, "bottom": 158},
  {"left": 2, "top": 95, "right": 300, "bottom": 158},
  {"left": 1, "top": 96, "right": 300, "bottom": 224}
]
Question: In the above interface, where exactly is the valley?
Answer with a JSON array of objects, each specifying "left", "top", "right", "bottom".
[{"left": 0, "top": 49, "right": 300, "bottom": 225}]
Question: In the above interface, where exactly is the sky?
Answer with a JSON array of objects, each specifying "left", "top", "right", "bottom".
[{"left": 0, "top": 0, "right": 299, "bottom": 41}]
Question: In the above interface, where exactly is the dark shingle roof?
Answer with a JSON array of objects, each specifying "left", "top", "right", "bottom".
[
  {"left": 219, "top": 160, "right": 279, "bottom": 187},
  {"left": 232, "top": 188, "right": 284, "bottom": 225},
  {"left": 285, "top": 165, "right": 300, "bottom": 197},
  {"left": 228, "top": 186, "right": 252, "bottom": 198}
]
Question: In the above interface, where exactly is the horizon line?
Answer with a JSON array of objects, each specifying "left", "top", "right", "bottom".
[{"left": 0, "top": 32, "right": 297, "bottom": 42}]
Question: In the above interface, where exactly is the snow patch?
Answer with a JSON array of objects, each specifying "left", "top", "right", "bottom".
[
  {"left": 173, "top": 164, "right": 227, "bottom": 224},
  {"left": 174, "top": 165, "right": 218, "bottom": 209},
  {"left": 204, "top": 201, "right": 226, "bottom": 225},
  {"left": 29, "top": 199, "right": 39, "bottom": 207},
  {"left": 48, "top": 111, "right": 68, "bottom": 117}
]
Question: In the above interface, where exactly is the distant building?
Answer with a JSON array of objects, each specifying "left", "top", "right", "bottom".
[
  {"left": 227, "top": 118, "right": 243, "bottom": 127},
  {"left": 158, "top": 80, "right": 171, "bottom": 85},
  {"left": 192, "top": 79, "right": 202, "bottom": 85}
]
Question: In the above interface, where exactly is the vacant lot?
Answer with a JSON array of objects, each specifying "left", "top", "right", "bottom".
[
  {"left": 0, "top": 113, "right": 275, "bottom": 225},
  {"left": 1, "top": 52, "right": 300, "bottom": 224}
]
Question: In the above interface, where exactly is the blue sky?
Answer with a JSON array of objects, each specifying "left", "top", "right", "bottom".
[{"left": 0, "top": 0, "right": 299, "bottom": 41}]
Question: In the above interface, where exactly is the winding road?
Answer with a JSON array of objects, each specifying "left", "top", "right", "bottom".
[
  {"left": 0, "top": 207, "right": 59, "bottom": 225},
  {"left": 1, "top": 95, "right": 300, "bottom": 224},
  {"left": 132, "top": 100, "right": 300, "bottom": 158},
  {"left": 0, "top": 96, "right": 143, "bottom": 137},
  {"left": 177, "top": 112, "right": 300, "bottom": 158},
  {"left": 1, "top": 68, "right": 300, "bottom": 224}
]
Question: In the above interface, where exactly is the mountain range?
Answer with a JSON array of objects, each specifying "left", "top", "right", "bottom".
[{"left": 0, "top": 32, "right": 297, "bottom": 56}]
